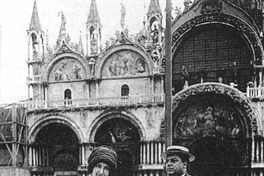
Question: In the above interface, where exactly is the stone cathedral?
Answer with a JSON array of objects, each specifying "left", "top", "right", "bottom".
[{"left": 1, "top": 0, "right": 264, "bottom": 176}]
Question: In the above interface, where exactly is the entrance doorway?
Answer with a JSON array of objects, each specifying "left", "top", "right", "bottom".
[
  {"left": 35, "top": 123, "right": 79, "bottom": 174},
  {"left": 94, "top": 117, "right": 141, "bottom": 176}
]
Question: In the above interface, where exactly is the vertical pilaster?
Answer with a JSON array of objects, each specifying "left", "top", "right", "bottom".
[{"left": 96, "top": 82, "right": 99, "bottom": 98}]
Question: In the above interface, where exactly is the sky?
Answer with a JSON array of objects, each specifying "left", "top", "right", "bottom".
[{"left": 0, "top": 0, "right": 184, "bottom": 104}]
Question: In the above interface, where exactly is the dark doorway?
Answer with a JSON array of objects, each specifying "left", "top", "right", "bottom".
[
  {"left": 94, "top": 117, "right": 141, "bottom": 176},
  {"left": 35, "top": 123, "right": 79, "bottom": 172}
]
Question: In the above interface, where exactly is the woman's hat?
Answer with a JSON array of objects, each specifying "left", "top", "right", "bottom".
[
  {"left": 161, "top": 145, "right": 195, "bottom": 162},
  {"left": 87, "top": 146, "right": 119, "bottom": 176}
]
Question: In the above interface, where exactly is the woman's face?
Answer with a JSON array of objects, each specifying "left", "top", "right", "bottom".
[{"left": 92, "top": 162, "right": 110, "bottom": 176}]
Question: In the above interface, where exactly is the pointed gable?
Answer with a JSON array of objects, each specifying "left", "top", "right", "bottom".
[
  {"left": 147, "top": 0, "right": 162, "bottom": 16},
  {"left": 29, "top": 1, "right": 42, "bottom": 31},
  {"left": 87, "top": 0, "right": 101, "bottom": 26}
]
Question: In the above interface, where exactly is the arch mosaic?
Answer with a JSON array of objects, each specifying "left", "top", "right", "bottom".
[
  {"left": 28, "top": 115, "right": 84, "bottom": 143},
  {"left": 95, "top": 45, "right": 154, "bottom": 78},
  {"left": 44, "top": 53, "right": 89, "bottom": 82},
  {"left": 171, "top": 83, "right": 261, "bottom": 137},
  {"left": 171, "top": 14, "right": 263, "bottom": 65},
  {"left": 88, "top": 110, "right": 145, "bottom": 142}
]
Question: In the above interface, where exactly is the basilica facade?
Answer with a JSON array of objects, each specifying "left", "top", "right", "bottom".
[
  {"left": 25, "top": 0, "right": 165, "bottom": 176},
  {"left": 1, "top": 0, "right": 264, "bottom": 176}
]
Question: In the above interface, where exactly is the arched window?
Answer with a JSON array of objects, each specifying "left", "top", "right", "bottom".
[
  {"left": 64, "top": 89, "right": 72, "bottom": 106},
  {"left": 121, "top": 85, "right": 129, "bottom": 97}
]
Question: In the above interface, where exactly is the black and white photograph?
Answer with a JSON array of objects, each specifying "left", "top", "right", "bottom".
[{"left": 0, "top": 0, "right": 263, "bottom": 176}]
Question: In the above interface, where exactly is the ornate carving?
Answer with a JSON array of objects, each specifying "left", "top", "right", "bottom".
[
  {"left": 183, "top": 0, "right": 193, "bottom": 12},
  {"left": 172, "top": 83, "right": 258, "bottom": 134},
  {"left": 118, "top": 32, "right": 126, "bottom": 44},
  {"left": 171, "top": 14, "right": 262, "bottom": 65},
  {"left": 56, "top": 42, "right": 72, "bottom": 55},
  {"left": 199, "top": 0, "right": 223, "bottom": 14},
  {"left": 174, "top": 103, "right": 243, "bottom": 138}
]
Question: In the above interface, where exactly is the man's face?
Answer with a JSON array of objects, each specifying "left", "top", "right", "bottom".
[
  {"left": 92, "top": 162, "right": 110, "bottom": 176},
  {"left": 165, "top": 155, "right": 186, "bottom": 176}
]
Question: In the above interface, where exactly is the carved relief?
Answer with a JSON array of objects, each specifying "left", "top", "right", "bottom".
[
  {"left": 199, "top": 0, "right": 223, "bottom": 14},
  {"left": 90, "top": 34, "right": 97, "bottom": 55},
  {"left": 174, "top": 103, "right": 243, "bottom": 138},
  {"left": 172, "top": 83, "right": 258, "bottom": 134},
  {"left": 103, "top": 50, "right": 148, "bottom": 77},
  {"left": 50, "top": 58, "right": 84, "bottom": 82},
  {"left": 56, "top": 44, "right": 72, "bottom": 55},
  {"left": 146, "top": 109, "right": 154, "bottom": 128}
]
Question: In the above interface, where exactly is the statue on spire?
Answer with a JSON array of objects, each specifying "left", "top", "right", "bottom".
[
  {"left": 60, "top": 11, "right": 66, "bottom": 29},
  {"left": 121, "top": 3, "right": 126, "bottom": 30}
]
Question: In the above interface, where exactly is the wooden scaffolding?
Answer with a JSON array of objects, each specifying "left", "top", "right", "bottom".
[{"left": 0, "top": 104, "right": 28, "bottom": 167}]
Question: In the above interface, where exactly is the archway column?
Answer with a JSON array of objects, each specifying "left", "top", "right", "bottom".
[
  {"left": 79, "top": 143, "right": 97, "bottom": 166},
  {"left": 139, "top": 141, "right": 165, "bottom": 165}
]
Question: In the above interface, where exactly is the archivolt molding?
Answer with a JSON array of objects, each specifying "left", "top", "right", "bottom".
[
  {"left": 28, "top": 115, "right": 84, "bottom": 143},
  {"left": 87, "top": 110, "right": 146, "bottom": 142},
  {"left": 172, "top": 83, "right": 261, "bottom": 136},
  {"left": 172, "top": 14, "right": 263, "bottom": 65}
]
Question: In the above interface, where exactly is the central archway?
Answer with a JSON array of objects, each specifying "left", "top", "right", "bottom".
[
  {"left": 92, "top": 113, "right": 142, "bottom": 176},
  {"left": 171, "top": 83, "right": 260, "bottom": 176}
]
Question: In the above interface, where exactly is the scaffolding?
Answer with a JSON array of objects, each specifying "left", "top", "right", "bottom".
[{"left": 0, "top": 104, "right": 28, "bottom": 167}]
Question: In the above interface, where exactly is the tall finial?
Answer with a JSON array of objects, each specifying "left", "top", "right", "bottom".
[
  {"left": 120, "top": 3, "right": 126, "bottom": 30},
  {"left": 60, "top": 11, "right": 66, "bottom": 30},
  {"left": 56, "top": 11, "right": 68, "bottom": 47},
  {"left": 87, "top": 0, "right": 101, "bottom": 26},
  {"left": 29, "top": 0, "right": 42, "bottom": 31},
  {"left": 143, "top": 1, "right": 146, "bottom": 28}
]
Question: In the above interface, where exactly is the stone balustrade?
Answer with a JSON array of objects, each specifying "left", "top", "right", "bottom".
[
  {"left": 22, "top": 94, "right": 165, "bottom": 110},
  {"left": 26, "top": 75, "right": 42, "bottom": 84},
  {"left": 247, "top": 86, "right": 264, "bottom": 99}
]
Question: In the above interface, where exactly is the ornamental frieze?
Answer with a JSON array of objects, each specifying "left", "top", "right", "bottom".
[{"left": 172, "top": 14, "right": 262, "bottom": 64}]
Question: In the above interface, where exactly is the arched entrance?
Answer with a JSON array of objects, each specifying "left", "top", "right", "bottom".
[
  {"left": 94, "top": 116, "right": 141, "bottom": 176},
  {"left": 171, "top": 83, "right": 260, "bottom": 176},
  {"left": 35, "top": 123, "right": 79, "bottom": 175}
]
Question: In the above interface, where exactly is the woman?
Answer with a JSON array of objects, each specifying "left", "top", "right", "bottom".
[{"left": 87, "top": 146, "right": 119, "bottom": 176}]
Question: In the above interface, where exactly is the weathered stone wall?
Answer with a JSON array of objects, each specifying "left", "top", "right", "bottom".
[
  {"left": 99, "top": 77, "right": 151, "bottom": 97},
  {"left": 48, "top": 82, "right": 88, "bottom": 100},
  {"left": 27, "top": 105, "right": 164, "bottom": 143}
]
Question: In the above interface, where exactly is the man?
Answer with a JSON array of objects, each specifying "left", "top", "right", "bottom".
[
  {"left": 161, "top": 145, "right": 195, "bottom": 176},
  {"left": 87, "top": 146, "right": 119, "bottom": 176}
]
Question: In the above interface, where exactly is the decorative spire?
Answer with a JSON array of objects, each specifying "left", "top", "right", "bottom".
[
  {"left": 29, "top": 1, "right": 42, "bottom": 31},
  {"left": 87, "top": 0, "right": 101, "bottom": 26},
  {"left": 120, "top": 3, "right": 126, "bottom": 30},
  {"left": 78, "top": 32, "right": 84, "bottom": 54},
  {"left": 57, "top": 12, "right": 69, "bottom": 46},
  {"left": 147, "top": 0, "right": 162, "bottom": 16}
]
